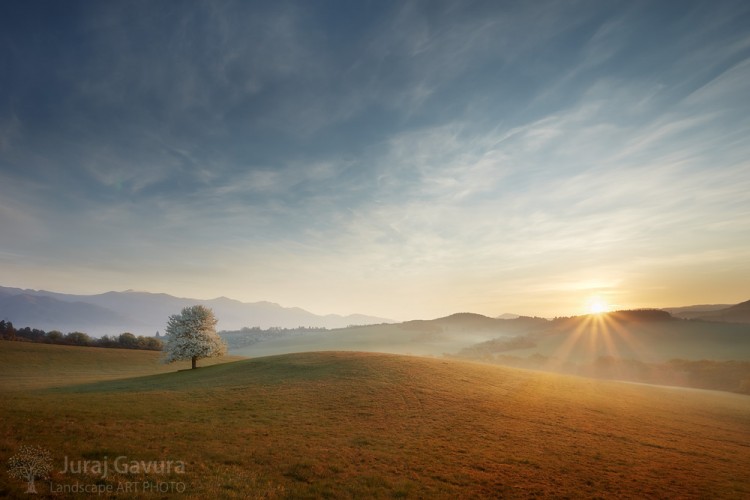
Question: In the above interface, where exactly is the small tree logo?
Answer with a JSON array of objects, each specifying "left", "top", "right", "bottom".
[{"left": 7, "top": 445, "right": 53, "bottom": 494}]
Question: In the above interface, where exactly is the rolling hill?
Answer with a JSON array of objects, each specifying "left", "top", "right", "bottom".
[
  {"left": 221, "top": 310, "right": 750, "bottom": 393},
  {"left": 664, "top": 300, "right": 750, "bottom": 323},
  {"left": 227, "top": 309, "right": 750, "bottom": 360},
  {"left": 684, "top": 300, "right": 750, "bottom": 323},
  {"left": 662, "top": 303, "right": 732, "bottom": 316},
  {"left": 225, "top": 313, "right": 551, "bottom": 358},
  {"left": 1, "top": 341, "right": 749, "bottom": 498},
  {"left": 449, "top": 310, "right": 750, "bottom": 394}
]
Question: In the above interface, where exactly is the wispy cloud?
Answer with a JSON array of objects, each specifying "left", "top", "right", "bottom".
[{"left": 1, "top": 0, "right": 749, "bottom": 318}]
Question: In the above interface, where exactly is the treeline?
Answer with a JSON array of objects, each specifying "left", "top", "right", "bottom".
[
  {"left": 550, "top": 309, "right": 675, "bottom": 325},
  {"left": 230, "top": 326, "right": 329, "bottom": 332},
  {"left": 220, "top": 326, "right": 327, "bottom": 350},
  {"left": 0, "top": 320, "right": 163, "bottom": 351}
]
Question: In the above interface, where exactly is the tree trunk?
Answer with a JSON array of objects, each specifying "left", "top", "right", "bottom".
[
  {"left": 192, "top": 356, "right": 197, "bottom": 369},
  {"left": 26, "top": 478, "right": 37, "bottom": 494}
]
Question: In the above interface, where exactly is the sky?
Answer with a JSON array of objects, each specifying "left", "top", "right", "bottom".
[{"left": 1, "top": 0, "right": 749, "bottom": 320}]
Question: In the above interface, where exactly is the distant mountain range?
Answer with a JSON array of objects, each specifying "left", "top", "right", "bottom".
[
  {"left": 2, "top": 284, "right": 748, "bottom": 338},
  {"left": 0, "top": 286, "right": 393, "bottom": 335}
]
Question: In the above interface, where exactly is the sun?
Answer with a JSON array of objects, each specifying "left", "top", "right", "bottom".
[{"left": 587, "top": 297, "right": 610, "bottom": 315}]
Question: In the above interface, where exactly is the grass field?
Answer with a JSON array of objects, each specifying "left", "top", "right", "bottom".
[
  {"left": 1, "top": 341, "right": 749, "bottom": 498},
  {"left": 0, "top": 341, "right": 245, "bottom": 391}
]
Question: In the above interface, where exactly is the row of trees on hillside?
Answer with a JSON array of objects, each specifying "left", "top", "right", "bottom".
[
  {"left": 220, "top": 325, "right": 325, "bottom": 350},
  {"left": 0, "top": 320, "right": 163, "bottom": 351},
  {"left": 1, "top": 304, "right": 229, "bottom": 368}
]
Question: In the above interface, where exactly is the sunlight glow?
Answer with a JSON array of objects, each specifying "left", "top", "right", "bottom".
[
  {"left": 546, "top": 309, "right": 655, "bottom": 376},
  {"left": 587, "top": 297, "right": 610, "bottom": 315}
]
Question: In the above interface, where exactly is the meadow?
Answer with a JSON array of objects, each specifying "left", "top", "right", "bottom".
[{"left": 1, "top": 341, "right": 749, "bottom": 498}]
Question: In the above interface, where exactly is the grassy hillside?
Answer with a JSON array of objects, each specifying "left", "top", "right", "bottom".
[
  {"left": 0, "top": 341, "right": 244, "bottom": 391},
  {"left": 1, "top": 342, "right": 749, "bottom": 498}
]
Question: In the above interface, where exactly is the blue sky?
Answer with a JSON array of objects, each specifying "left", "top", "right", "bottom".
[{"left": 1, "top": 0, "right": 749, "bottom": 319}]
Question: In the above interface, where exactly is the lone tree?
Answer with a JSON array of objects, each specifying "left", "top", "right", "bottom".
[
  {"left": 7, "top": 445, "right": 53, "bottom": 494},
  {"left": 162, "top": 305, "right": 227, "bottom": 369}
]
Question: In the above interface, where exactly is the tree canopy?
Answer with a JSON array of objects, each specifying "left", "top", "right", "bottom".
[{"left": 162, "top": 305, "right": 227, "bottom": 369}]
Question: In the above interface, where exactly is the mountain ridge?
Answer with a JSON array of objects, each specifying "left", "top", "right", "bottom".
[
  {"left": 0, "top": 286, "right": 393, "bottom": 335},
  {"left": 662, "top": 300, "right": 750, "bottom": 323}
]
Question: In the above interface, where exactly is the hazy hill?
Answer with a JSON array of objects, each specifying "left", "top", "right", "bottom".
[
  {"left": 1, "top": 342, "right": 748, "bottom": 498},
  {"left": 407, "top": 312, "right": 549, "bottom": 332},
  {"left": 457, "top": 309, "right": 750, "bottom": 362},
  {"left": 229, "top": 313, "right": 551, "bottom": 358},
  {"left": 219, "top": 307, "right": 750, "bottom": 392},
  {"left": 449, "top": 310, "right": 750, "bottom": 394},
  {"left": 683, "top": 299, "right": 750, "bottom": 323},
  {"left": 227, "top": 308, "right": 750, "bottom": 370},
  {"left": 222, "top": 309, "right": 750, "bottom": 393},
  {"left": 662, "top": 303, "right": 732, "bottom": 316},
  {"left": 663, "top": 301, "right": 750, "bottom": 323},
  {"left": 0, "top": 286, "right": 392, "bottom": 335},
  {"left": 497, "top": 313, "right": 521, "bottom": 319}
]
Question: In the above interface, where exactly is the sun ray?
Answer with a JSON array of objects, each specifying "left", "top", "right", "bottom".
[
  {"left": 547, "top": 314, "right": 594, "bottom": 370},
  {"left": 603, "top": 312, "right": 657, "bottom": 362},
  {"left": 548, "top": 305, "right": 659, "bottom": 375}
]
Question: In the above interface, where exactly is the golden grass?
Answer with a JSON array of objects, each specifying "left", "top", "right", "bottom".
[
  {"left": 0, "top": 341, "right": 244, "bottom": 391},
  {"left": 1, "top": 341, "right": 749, "bottom": 498}
]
